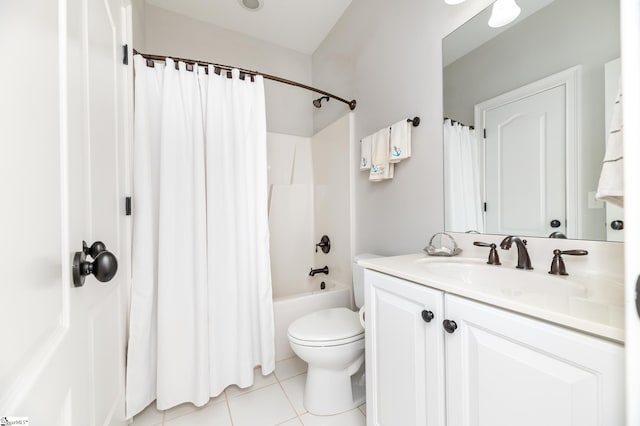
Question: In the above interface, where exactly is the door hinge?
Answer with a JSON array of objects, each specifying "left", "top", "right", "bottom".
[
  {"left": 483, "top": 202, "right": 487, "bottom": 212},
  {"left": 483, "top": 128, "right": 487, "bottom": 139},
  {"left": 123, "top": 44, "right": 129, "bottom": 65},
  {"left": 125, "top": 196, "right": 131, "bottom": 216}
]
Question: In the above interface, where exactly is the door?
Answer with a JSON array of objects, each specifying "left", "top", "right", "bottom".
[
  {"left": 365, "top": 270, "right": 445, "bottom": 426},
  {"left": 444, "top": 295, "right": 624, "bottom": 426},
  {"left": 621, "top": 0, "right": 640, "bottom": 423},
  {"left": 484, "top": 85, "right": 566, "bottom": 238},
  {"left": 0, "top": 0, "right": 131, "bottom": 424}
]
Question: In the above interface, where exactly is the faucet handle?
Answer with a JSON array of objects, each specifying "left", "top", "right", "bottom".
[
  {"left": 548, "top": 249, "right": 588, "bottom": 275},
  {"left": 473, "top": 242, "right": 501, "bottom": 265}
]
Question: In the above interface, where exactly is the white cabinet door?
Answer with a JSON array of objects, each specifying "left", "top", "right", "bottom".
[
  {"left": 365, "top": 270, "right": 446, "bottom": 426},
  {"left": 0, "top": 0, "right": 131, "bottom": 424},
  {"left": 444, "top": 295, "right": 624, "bottom": 426}
]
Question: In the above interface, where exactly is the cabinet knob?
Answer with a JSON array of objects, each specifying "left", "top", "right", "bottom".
[
  {"left": 421, "top": 310, "right": 434, "bottom": 323},
  {"left": 443, "top": 319, "right": 458, "bottom": 334}
]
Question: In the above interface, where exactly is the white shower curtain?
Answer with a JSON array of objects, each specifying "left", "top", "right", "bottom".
[
  {"left": 126, "top": 56, "right": 274, "bottom": 418},
  {"left": 444, "top": 120, "right": 484, "bottom": 233}
]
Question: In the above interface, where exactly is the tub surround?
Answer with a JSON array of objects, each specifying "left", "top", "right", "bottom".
[{"left": 358, "top": 234, "right": 624, "bottom": 342}]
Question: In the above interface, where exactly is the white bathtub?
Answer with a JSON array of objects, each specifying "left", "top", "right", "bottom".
[{"left": 273, "top": 281, "right": 353, "bottom": 361}]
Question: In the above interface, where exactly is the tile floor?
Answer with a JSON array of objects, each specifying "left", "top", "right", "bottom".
[{"left": 133, "top": 356, "right": 366, "bottom": 426}]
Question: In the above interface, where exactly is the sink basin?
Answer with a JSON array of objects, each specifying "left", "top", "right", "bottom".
[{"left": 414, "top": 257, "right": 588, "bottom": 300}]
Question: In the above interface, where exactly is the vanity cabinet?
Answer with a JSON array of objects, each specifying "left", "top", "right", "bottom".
[
  {"left": 364, "top": 269, "right": 446, "bottom": 426},
  {"left": 364, "top": 270, "right": 624, "bottom": 426}
]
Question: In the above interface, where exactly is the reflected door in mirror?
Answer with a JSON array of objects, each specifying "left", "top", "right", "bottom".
[{"left": 485, "top": 85, "right": 566, "bottom": 237}]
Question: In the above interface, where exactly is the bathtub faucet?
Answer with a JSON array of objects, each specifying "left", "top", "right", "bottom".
[{"left": 309, "top": 266, "right": 329, "bottom": 277}]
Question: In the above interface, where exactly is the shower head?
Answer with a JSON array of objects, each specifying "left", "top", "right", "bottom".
[{"left": 313, "top": 96, "right": 330, "bottom": 108}]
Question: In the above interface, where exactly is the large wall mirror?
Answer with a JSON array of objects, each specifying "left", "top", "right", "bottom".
[{"left": 443, "top": 0, "right": 622, "bottom": 242}]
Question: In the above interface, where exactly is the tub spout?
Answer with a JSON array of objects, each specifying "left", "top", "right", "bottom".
[{"left": 309, "top": 266, "right": 329, "bottom": 276}]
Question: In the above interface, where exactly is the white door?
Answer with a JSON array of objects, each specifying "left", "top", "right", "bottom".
[
  {"left": 484, "top": 85, "right": 566, "bottom": 238},
  {"left": 604, "top": 58, "right": 624, "bottom": 242},
  {"left": 444, "top": 295, "right": 624, "bottom": 426},
  {"left": 0, "top": 0, "right": 131, "bottom": 424},
  {"left": 365, "top": 270, "right": 446, "bottom": 426},
  {"left": 621, "top": 0, "right": 640, "bottom": 423}
]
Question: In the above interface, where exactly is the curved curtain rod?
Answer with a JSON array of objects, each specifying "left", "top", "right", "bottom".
[
  {"left": 444, "top": 117, "right": 474, "bottom": 130},
  {"left": 133, "top": 49, "right": 357, "bottom": 111}
]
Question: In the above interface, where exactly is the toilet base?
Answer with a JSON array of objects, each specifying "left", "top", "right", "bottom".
[{"left": 304, "top": 359, "right": 365, "bottom": 416}]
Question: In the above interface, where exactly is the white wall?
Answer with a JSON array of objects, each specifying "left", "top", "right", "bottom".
[
  {"left": 141, "top": 4, "right": 314, "bottom": 137},
  {"left": 131, "top": 0, "right": 146, "bottom": 51},
  {"left": 312, "top": 0, "right": 495, "bottom": 256}
]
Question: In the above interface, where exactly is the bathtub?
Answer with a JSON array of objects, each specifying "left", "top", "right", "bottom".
[{"left": 273, "top": 281, "right": 353, "bottom": 361}]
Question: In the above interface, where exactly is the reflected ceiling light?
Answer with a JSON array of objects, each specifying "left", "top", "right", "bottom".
[
  {"left": 488, "top": 0, "right": 521, "bottom": 28},
  {"left": 238, "top": 0, "right": 264, "bottom": 11},
  {"left": 444, "top": 0, "right": 466, "bottom": 4}
]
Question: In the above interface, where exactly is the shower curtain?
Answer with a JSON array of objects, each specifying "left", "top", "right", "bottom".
[
  {"left": 444, "top": 120, "right": 484, "bottom": 233},
  {"left": 126, "top": 55, "right": 274, "bottom": 418}
]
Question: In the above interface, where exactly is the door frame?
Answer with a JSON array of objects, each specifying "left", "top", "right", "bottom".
[
  {"left": 474, "top": 66, "right": 581, "bottom": 238},
  {"left": 621, "top": 0, "right": 640, "bottom": 423}
]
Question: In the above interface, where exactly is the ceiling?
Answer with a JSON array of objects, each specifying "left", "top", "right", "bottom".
[{"left": 145, "top": 0, "right": 353, "bottom": 55}]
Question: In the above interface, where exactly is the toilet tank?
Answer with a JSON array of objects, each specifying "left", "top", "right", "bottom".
[{"left": 352, "top": 253, "right": 382, "bottom": 308}]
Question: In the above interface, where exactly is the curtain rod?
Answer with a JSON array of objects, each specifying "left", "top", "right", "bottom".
[
  {"left": 133, "top": 49, "right": 357, "bottom": 111},
  {"left": 444, "top": 117, "right": 474, "bottom": 130}
]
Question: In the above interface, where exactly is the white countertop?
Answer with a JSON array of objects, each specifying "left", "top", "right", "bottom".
[{"left": 359, "top": 253, "right": 625, "bottom": 343}]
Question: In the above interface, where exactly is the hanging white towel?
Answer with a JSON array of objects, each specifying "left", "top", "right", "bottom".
[
  {"left": 596, "top": 82, "right": 624, "bottom": 207},
  {"left": 389, "top": 119, "right": 412, "bottom": 163},
  {"left": 369, "top": 128, "right": 393, "bottom": 181},
  {"left": 360, "top": 134, "right": 373, "bottom": 170}
]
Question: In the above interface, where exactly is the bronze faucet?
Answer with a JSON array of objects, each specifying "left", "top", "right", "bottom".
[
  {"left": 500, "top": 236, "right": 533, "bottom": 270},
  {"left": 309, "top": 266, "right": 329, "bottom": 276}
]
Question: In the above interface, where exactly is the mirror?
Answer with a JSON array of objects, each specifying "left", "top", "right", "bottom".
[{"left": 442, "top": 0, "right": 621, "bottom": 241}]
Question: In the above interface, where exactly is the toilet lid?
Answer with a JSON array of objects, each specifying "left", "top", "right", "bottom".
[{"left": 288, "top": 307, "right": 364, "bottom": 343}]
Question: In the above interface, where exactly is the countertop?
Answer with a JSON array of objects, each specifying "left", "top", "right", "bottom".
[{"left": 359, "top": 253, "right": 625, "bottom": 343}]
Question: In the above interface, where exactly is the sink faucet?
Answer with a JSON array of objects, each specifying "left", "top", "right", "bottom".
[
  {"left": 500, "top": 236, "right": 533, "bottom": 270},
  {"left": 309, "top": 266, "right": 329, "bottom": 276}
]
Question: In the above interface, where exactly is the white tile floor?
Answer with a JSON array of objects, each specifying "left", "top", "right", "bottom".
[{"left": 132, "top": 356, "right": 366, "bottom": 426}]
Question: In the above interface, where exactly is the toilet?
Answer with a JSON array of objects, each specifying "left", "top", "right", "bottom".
[{"left": 287, "top": 254, "right": 380, "bottom": 415}]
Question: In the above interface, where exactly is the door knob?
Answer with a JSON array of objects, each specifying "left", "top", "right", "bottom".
[
  {"left": 421, "top": 310, "right": 434, "bottom": 323},
  {"left": 550, "top": 219, "right": 562, "bottom": 228},
  {"left": 73, "top": 240, "right": 118, "bottom": 287},
  {"left": 443, "top": 319, "right": 458, "bottom": 334},
  {"left": 83, "top": 240, "right": 107, "bottom": 258},
  {"left": 610, "top": 220, "right": 624, "bottom": 230}
]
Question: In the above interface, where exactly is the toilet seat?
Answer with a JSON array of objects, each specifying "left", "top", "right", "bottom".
[{"left": 288, "top": 307, "right": 364, "bottom": 347}]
